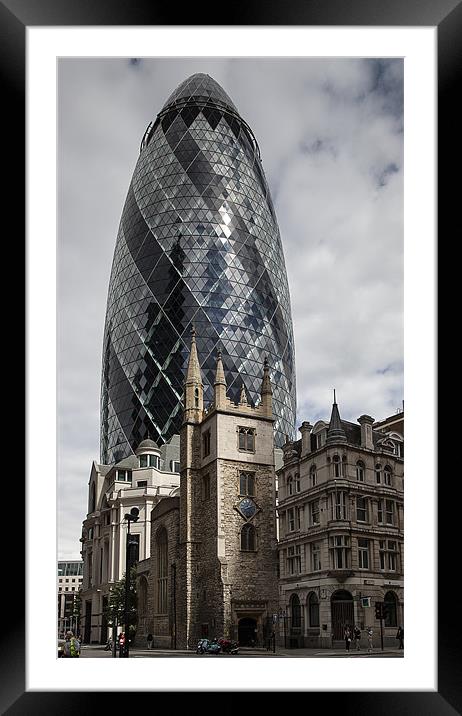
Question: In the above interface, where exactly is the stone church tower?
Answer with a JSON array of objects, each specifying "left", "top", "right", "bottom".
[{"left": 177, "top": 329, "right": 279, "bottom": 648}]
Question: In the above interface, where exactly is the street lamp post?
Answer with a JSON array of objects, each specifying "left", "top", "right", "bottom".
[{"left": 123, "top": 507, "right": 139, "bottom": 657}]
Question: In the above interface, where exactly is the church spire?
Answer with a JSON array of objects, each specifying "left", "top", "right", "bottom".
[
  {"left": 260, "top": 357, "right": 273, "bottom": 417},
  {"left": 184, "top": 326, "right": 203, "bottom": 421},
  {"left": 326, "top": 389, "right": 347, "bottom": 444},
  {"left": 214, "top": 350, "right": 227, "bottom": 408}
]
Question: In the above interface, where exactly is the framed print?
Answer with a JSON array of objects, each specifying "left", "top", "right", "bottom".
[{"left": 4, "top": 0, "right": 454, "bottom": 710}]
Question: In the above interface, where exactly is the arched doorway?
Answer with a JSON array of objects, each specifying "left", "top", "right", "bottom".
[
  {"left": 331, "top": 590, "right": 354, "bottom": 640},
  {"left": 238, "top": 617, "right": 257, "bottom": 646}
]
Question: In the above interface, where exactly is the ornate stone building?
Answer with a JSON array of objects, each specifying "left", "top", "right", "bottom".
[
  {"left": 136, "top": 330, "right": 279, "bottom": 649},
  {"left": 79, "top": 437, "right": 180, "bottom": 644},
  {"left": 277, "top": 398, "right": 404, "bottom": 649}
]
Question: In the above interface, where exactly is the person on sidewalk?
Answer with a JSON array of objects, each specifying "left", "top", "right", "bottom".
[
  {"left": 147, "top": 633, "right": 153, "bottom": 650},
  {"left": 353, "top": 625, "right": 361, "bottom": 650},
  {"left": 367, "top": 627, "right": 373, "bottom": 653},
  {"left": 62, "top": 631, "right": 80, "bottom": 658},
  {"left": 344, "top": 625, "right": 352, "bottom": 652},
  {"left": 396, "top": 625, "right": 404, "bottom": 649}
]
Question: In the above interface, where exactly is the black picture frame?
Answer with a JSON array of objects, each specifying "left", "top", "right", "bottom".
[{"left": 6, "top": 0, "right": 452, "bottom": 711}]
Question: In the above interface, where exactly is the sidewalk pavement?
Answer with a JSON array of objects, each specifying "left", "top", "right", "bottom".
[{"left": 83, "top": 644, "right": 403, "bottom": 658}]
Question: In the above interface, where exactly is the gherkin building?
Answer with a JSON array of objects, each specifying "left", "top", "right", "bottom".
[{"left": 101, "top": 73, "right": 296, "bottom": 463}]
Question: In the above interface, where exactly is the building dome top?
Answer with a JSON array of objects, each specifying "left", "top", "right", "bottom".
[
  {"left": 162, "top": 73, "right": 238, "bottom": 114},
  {"left": 135, "top": 438, "right": 160, "bottom": 453}
]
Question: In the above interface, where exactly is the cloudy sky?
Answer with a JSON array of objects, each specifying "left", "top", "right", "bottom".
[{"left": 58, "top": 57, "right": 403, "bottom": 559}]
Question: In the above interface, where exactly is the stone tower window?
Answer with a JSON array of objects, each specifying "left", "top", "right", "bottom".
[
  {"left": 240, "top": 523, "right": 256, "bottom": 551},
  {"left": 375, "top": 464, "right": 382, "bottom": 484},
  {"left": 194, "top": 386, "right": 199, "bottom": 408},
  {"left": 333, "top": 454, "right": 343, "bottom": 478},
  {"left": 156, "top": 528, "right": 168, "bottom": 614},
  {"left": 384, "top": 465, "right": 393, "bottom": 486},
  {"left": 202, "top": 474, "right": 211, "bottom": 501},
  {"left": 202, "top": 430, "right": 211, "bottom": 457},
  {"left": 239, "top": 472, "right": 255, "bottom": 496},
  {"left": 238, "top": 427, "right": 255, "bottom": 452}
]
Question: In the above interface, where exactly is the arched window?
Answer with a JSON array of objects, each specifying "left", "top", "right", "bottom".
[
  {"left": 287, "top": 475, "right": 294, "bottom": 496},
  {"left": 384, "top": 465, "right": 393, "bottom": 486},
  {"left": 356, "top": 460, "right": 365, "bottom": 482},
  {"left": 240, "top": 524, "right": 256, "bottom": 551},
  {"left": 384, "top": 591, "right": 398, "bottom": 627},
  {"left": 375, "top": 464, "right": 382, "bottom": 484},
  {"left": 295, "top": 473, "right": 301, "bottom": 492},
  {"left": 156, "top": 528, "right": 168, "bottom": 614},
  {"left": 194, "top": 386, "right": 199, "bottom": 408},
  {"left": 333, "top": 455, "right": 342, "bottom": 478},
  {"left": 90, "top": 483, "right": 96, "bottom": 513},
  {"left": 290, "top": 593, "right": 301, "bottom": 628},
  {"left": 310, "top": 464, "right": 317, "bottom": 487},
  {"left": 308, "top": 592, "right": 320, "bottom": 627}
]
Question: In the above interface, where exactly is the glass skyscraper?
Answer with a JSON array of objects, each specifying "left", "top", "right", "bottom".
[{"left": 101, "top": 73, "right": 296, "bottom": 463}]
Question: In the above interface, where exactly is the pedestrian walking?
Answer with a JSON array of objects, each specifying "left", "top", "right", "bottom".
[
  {"left": 344, "top": 625, "right": 352, "bottom": 652},
  {"left": 118, "top": 631, "right": 126, "bottom": 657},
  {"left": 353, "top": 625, "right": 361, "bottom": 650},
  {"left": 396, "top": 625, "right": 404, "bottom": 649},
  {"left": 367, "top": 627, "right": 373, "bottom": 653},
  {"left": 62, "top": 631, "right": 81, "bottom": 658},
  {"left": 147, "top": 633, "right": 153, "bottom": 650}
]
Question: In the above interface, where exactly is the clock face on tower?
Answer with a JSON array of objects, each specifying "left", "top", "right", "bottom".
[{"left": 238, "top": 497, "right": 257, "bottom": 519}]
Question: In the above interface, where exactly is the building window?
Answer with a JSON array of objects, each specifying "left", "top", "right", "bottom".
[
  {"left": 202, "top": 430, "right": 211, "bottom": 457},
  {"left": 333, "top": 455, "right": 343, "bottom": 478},
  {"left": 330, "top": 535, "right": 350, "bottom": 569},
  {"left": 137, "top": 480, "right": 148, "bottom": 488},
  {"left": 139, "top": 454, "right": 148, "bottom": 467},
  {"left": 287, "top": 545, "right": 301, "bottom": 575},
  {"left": 287, "top": 506, "right": 300, "bottom": 532},
  {"left": 358, "top": 538, "right": 369, "bottom": 569},
  {"left": 375, "top": 464, "right": 382, "bottom": 484},
  {"left": 239, "top": 472, "right": 255, "bottom": 496},
  {"left": 332, "top": 491, "right": 347, "bottom": 520},
  {"left": 139, "top": 454, "right": 160, "bottom": 469},
  {"left": 238, "top": 427, "right": 255, "bottom": 452},
  {"left": 295, "top": 474, "right": 301, "bottom": 493},
  {"left": 90, "top": 483, "right": 96, "bottom": 513},
  {"left": 170, "top": 460, "right": 180, "bottom": 473},
  {"left": 290, "top": 593, "right": 302, "bottom": 627},
  {"left": 308, "top": 592, "right": 320, "bottom": 627},
  {"left": 378, "top": 499, "right": 395, "bottom": 525},
  {"left": 311, "top": 542, "right": 321, "bottom": 572},
  {"left": 356, "top": 460, "right": 365, "bottom": 482},
  {"left": 316, "top": 432, "right": 325, "bottom": 449},
  {"left": 310, "top": 500, "right": 320, "bottom": 526},
  {"left": 384, "top": 591, "right": 398, "bottom": 627},
  {"left": 309, "top": 465, "right": 317, "bottom": 487},
  {"left": 384, "top": 465, "right": 393, "bottom": 486},
  {"left": 379, "top": 540, "right": 398, "bottom": 571},
  {"left": 287, "top": 475, "right": 294, "bottom": 496},
  {"left": 202, "top": 474, "right": 211, "bottom": 501},
  {"left": 116, "top": 469, "right": 132, "bottom": 482},
  {"left": 194, "top": 386, "right": 200, "bottom": 408},
  {"left": 156, "top": 528, "right": 168, "bottom": 614},
  {"left": 240, "top": 523, "right": 256, "bottom": 551},
  {"left": 356, "top": 496, "right": 367, "bottom": 522}
]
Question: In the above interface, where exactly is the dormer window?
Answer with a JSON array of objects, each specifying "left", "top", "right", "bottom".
[
  {"left": 139, "top": 454, "right": 160, "bottom": 469},
  {"left": 116, "top": 469, "right": 132, "bottom": 482}
]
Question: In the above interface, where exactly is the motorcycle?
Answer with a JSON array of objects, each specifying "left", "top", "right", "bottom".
[
  {"left": 217, "top": 637, "right": 239, "bottom": 654},
  {"left": 196, "top": 638, "right": 221, "bottom": 654}
]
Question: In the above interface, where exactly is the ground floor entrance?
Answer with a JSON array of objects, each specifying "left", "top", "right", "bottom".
[{"left": 238, "top": 617, "right": 258, "bottom": 646}]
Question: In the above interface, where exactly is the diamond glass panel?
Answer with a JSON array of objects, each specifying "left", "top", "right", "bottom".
[{"left": 101, "top": 73, "right": 296, "bottom": 462}]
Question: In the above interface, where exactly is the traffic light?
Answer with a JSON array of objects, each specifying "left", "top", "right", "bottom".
[{"left": 375, "top": 602, "right": 383, "bottom": 620}]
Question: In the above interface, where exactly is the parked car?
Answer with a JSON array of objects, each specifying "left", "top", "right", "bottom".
[{"left": 58, "top": 638, "right": 66, "bottom": 657}]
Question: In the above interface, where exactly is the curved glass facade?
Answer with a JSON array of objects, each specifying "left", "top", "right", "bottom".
[{"left": 101, "top": 73, "right": 296, "bottom": 463}]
